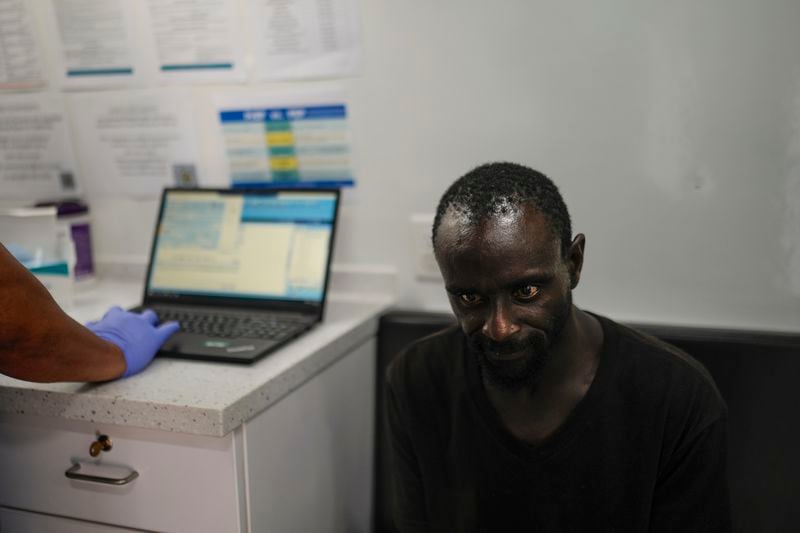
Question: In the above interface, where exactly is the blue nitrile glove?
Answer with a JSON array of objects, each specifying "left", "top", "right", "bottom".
[{"left": 86, "top": 307, "right": 180, "bottom": 378}]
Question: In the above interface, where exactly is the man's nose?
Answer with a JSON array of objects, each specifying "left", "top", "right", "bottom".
[{"left": 482, "top": 299, "right": 520, "bottom": 342}]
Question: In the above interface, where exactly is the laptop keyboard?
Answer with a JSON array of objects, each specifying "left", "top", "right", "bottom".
[{"left": 154, "top": 308, "right": 308, "bottom": 341}]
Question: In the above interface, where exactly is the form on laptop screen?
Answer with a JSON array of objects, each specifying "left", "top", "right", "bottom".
[{"left": 147, "top": 190, "right": 337, "bottom": 302}]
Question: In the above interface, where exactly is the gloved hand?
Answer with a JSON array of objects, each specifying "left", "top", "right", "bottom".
[{"left": 86, "top": 307, "right": 180, "bottom": 378}]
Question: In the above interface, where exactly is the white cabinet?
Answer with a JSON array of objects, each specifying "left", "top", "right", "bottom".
[
  {"left": 0, "top": 507, "right": 138, "bottom": 532},
  {"left": 245, "top": 337, "right": 375, "bottom": 532},
  {"left": 0, "top": 338, "right": 376, "bottom": 533},
  {"left": 0, "top": 403, "right": 246, "bottom": 532}
]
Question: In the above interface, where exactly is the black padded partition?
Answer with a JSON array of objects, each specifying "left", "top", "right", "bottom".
[{"left": 374, "top": 310, "right": 800, "bottom": 533}]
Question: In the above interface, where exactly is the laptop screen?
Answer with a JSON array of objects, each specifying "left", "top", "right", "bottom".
[{"left": 145, "top": 189, "right": 338, "bottom": 303}]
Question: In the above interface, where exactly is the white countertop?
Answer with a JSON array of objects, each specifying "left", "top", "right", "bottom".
[{"left": 0, "top": 278, "right": 394, "bottom": 437}]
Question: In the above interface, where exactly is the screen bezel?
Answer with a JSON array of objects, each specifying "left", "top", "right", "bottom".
[{"left": 141, "top": 187, "right": 340, "bottom": 319}]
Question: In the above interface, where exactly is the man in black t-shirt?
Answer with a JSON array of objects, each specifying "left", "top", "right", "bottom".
[{"left": 386, "top": 162, "right": 731, "bottom": 532}]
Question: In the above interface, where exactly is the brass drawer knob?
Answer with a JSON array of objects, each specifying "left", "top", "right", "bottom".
[{"left": 89, "top": 435, "right": 113, "bottom": 457}]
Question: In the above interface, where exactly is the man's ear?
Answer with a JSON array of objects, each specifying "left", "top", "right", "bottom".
[{"left": 566, "top": 234, "right": 586, "bottom": 289}]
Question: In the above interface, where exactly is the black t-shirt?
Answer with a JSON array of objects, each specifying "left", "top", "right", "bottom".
[{"left": 386, "top": 314, "right": 731, "bottom": 533}]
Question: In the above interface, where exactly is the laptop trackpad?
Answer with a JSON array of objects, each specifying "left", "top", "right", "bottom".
[{"left": 160, "top": 333, "right": 276, "bottom": 362}]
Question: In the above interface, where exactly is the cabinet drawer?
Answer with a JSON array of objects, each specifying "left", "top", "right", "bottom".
[
  {"left": 0, "top": 507, "right": 136, "bottom": 532},
  {"left": 0, "top": 414, "right": 244, "bottom": 533}
]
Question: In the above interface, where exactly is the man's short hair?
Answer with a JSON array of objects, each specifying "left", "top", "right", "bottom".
[{"left": 432, "top": 162, "right": 573, "bottom": 256}]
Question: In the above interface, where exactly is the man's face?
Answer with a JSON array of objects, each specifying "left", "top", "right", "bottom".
[{"left": 434, "top": 204, "right": 577, "bottom": 392}]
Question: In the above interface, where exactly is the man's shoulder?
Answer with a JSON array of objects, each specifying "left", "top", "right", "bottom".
[
  {"left": 599, "top": 315, "right": 727, "bottom": 422},
  {"left": 385, "top": 325, "right": 464, "bottom": 397},
  {"left": 609, "top": 318, "right": 718, "bottom": 383}
]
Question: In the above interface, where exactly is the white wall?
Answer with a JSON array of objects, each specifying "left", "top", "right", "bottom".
[
  {"left": 37, "top": 0, "right": 800, "bottom": 332},
  {"left": 347, "top": 0, "right": 800, "bottom": 332}
]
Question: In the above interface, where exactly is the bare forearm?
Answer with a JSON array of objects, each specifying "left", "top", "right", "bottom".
[
  {"left": 1, "top": 316, "right": 126, "bottom": 382},
  {"left": 0, "top": 245, "right": 126, "bottom": 382}
]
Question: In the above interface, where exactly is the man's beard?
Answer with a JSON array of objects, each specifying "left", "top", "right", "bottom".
[{"left": 468, "top": 293, "right": 572, "bottom": 393}]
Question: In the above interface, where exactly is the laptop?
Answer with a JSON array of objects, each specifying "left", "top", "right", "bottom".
[{"left": 136, "top": 187, "right": 340, "bottom": 363}]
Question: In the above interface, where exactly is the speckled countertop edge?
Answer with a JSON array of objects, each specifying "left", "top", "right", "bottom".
[{"left": 0, "top": 283, "right": 393, "bottom": 437}]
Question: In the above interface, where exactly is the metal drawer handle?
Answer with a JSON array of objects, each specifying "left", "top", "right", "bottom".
[{"left": 65, "top": 463, "right": 139, "bottom": 486}]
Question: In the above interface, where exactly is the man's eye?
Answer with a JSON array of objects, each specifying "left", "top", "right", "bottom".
[
  {"left": 512, "top": 285, "right": 540, "bottom": 301},
  {"left": 458, "top": 293, "right": 482, "bottom": 306}
]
